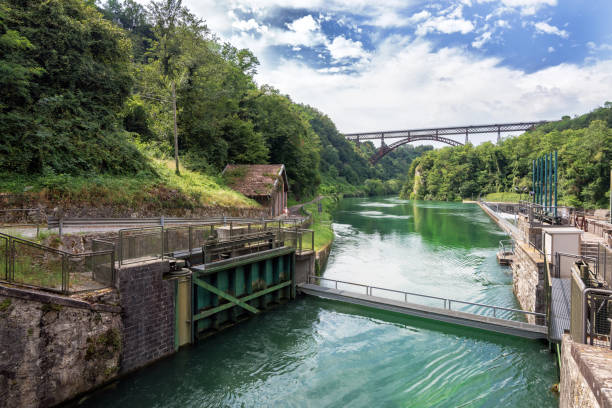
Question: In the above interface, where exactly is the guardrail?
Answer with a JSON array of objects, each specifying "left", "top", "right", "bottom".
[
  {"left": 307, "top": 276, "right": 545, "bottom": 323},
  {"left": 0, "top": 232, "right": 115, "bottom": 295}
]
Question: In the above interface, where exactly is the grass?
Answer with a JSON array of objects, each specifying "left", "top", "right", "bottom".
[
  {"left": 303, "top": 197, "right": 335, "bottom": 251},
  {"left": 483, "top": 192, "right": 523, "bottom": 203},
  {"left": 0, "top": 157, "right": 258, "bottom": 211}
]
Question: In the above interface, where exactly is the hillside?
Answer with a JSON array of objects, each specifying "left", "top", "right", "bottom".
[
  {"left": 0, "top": 0, "right": 431, "bottom": 211},
  {"left": 400, "top": 104, "right": 612, "bottom": 208}
]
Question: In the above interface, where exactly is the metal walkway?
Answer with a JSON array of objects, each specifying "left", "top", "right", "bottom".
[
  {"left": 549, "top": 278, "right": 571, "bottom": 343},
  {"left": 298, "top": 278, "right": 547, "bottom": 340}
]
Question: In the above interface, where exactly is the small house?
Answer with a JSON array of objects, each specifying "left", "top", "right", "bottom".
[{"left": 222, "top": 164, "right": 289, "bottom": 216}]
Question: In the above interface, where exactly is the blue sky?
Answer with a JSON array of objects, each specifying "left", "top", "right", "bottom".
[{"left": 172, "top": 0, "right": 612, "bottom": 144}]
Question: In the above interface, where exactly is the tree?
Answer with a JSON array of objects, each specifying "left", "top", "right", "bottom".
[{"left": 0, "top": 0, "right": 146, "bottom": 175}]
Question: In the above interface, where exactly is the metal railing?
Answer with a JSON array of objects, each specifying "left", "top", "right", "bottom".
[
  {"left": 47, "top": 215, "right": 306, "bottom": 230},
  {"left": 307, "top": 276, "right": 545, "bottom": 323},
  {"left": 114, "top": 222, "right": 316, "bottom": 265},
  {"left": 569, "top": 266, "right": 612, "bottom": 349},
  {"left": 554, "top": 252, "right": 599, "bottom": 280},
  {"left": 118, "top": 227, "right": 164, "bottom": 266},
  {"left": 498, "top": 239, "right": 515, "bottom": 256},
  {"left": 0, "top": 232, "right": 115, "bottom": 294}
]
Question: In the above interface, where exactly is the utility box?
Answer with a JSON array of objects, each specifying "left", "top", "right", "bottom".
[{"left": 542, "top": 227, "right": 582, "bottom": 278}]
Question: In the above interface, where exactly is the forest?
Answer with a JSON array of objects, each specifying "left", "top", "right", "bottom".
[
  {"left": 400, "top": 105, "right": 612, "bottom": 208},
  {"left": 0, "top": 0, "right": 425, "bottom": 205}
]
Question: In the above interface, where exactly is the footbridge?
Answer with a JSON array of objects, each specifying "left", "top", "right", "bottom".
[
  {"left": 343, "top": 121, "right": 547, "bottom": 163},
  {"left": 298, "top": 276, "right": 548, "bottom": 340}
]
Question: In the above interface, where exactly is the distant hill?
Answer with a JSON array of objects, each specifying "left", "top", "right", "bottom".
[{"left": 400, "top": 104, "right": 612, "bottom": 208}]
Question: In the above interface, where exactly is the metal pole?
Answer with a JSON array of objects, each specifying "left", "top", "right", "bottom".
[
  {"left": 532, "top": 159, "right": 536, "bottom": 203},
  {"left": 548, "top": 153, "right": 553, "bottom": 215},
  {"left": 544, "top": 154, "right": 548, "bottom": 213},
  {"left": 554, "top": 151, "right": 558, "bottom": 218}
]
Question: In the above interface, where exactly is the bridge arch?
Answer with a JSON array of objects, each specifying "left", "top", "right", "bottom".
[{"left": 370, "top": 135, "right": 463, "bottom": 164}]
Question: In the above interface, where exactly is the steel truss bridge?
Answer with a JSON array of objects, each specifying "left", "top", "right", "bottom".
[{"left": 343, "top": 121, "right": 548, "bottom": 164}]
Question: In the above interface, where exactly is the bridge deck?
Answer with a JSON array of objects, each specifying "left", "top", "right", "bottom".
[
  {"left": 298, "top": 283, "right": 547, "bottom": 340},
  {"left": 549, "top": 278, "right": 571, "bottom": 343}
]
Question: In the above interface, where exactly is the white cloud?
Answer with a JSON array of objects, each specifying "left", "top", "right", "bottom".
[
  {"left": 328, "top": 36, "right": 369, "bottom": 61},
  {"left": 478, "top": 0, "right": 557, "bottom": 15},
  {"left": 255, "top": 37, "right": 612, "bottom": 137},
  {"left": 232, "top": 18, "right": 268, "bottom": 33},
  {"left": 534, "top": 21, "right": 569, "bottom": 38},
  {"left": 548, "top": 46, "right": 555, "bottom": 52},
  {"left": 286, "top": 14, "right": 318, "bottom": 33},
  {"left": 472, "top": 31, "right": 492, "bottom": 48},
  {"left": 409, "top": 10, "right": 432, "bottom": 23},
  {"left": 496, "top": 20, "right": 510, "bottom": 28},
  {"left": 416, "top": 7, "right": 475, "bottom": 36},
  {"left": 587, "top": 42, "right": 612, "bottom": 52}
]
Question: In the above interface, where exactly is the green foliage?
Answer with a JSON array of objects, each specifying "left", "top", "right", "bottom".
[
  {"left": 400, "top": 106, "right": 612, "bottom": 208},
  {"left": 0, "top": 0, "right": 148, "bottom": 175},
  {"left": 303, "top": 197, "right": 335, "bottom": 251},
  {"left": 1, "top": 0, "right": 434, "bottom": 208}
]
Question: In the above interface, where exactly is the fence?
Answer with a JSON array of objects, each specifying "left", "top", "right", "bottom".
[
  {"left": 569, "top": 266, "right": 612, "bottom": 349},
  {"left": 0, "top": 232, "right": 115, "bottom": 295},
  {"left": 307, "top": 275, "right": 545, "bottom": 323},
  {"left": 115, "top": 222, "right": 316, "bottom": 265}
]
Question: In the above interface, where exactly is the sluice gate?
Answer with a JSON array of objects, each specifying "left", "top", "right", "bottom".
[{"left": 190, "top": 246, "right": 296, "bottom": 340}]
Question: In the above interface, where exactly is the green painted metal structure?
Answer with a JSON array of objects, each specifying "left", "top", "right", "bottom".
[
  {"left": 532, "top": 151, "right": 558, "bottom": 218},
  {"left": 190, "top": 247, "right": 296, "bottom": 340}
]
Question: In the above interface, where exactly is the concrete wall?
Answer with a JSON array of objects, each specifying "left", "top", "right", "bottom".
[
  {"left": 295, "top": 252, "right": 315, "bottom": 285},
  {"left": 0, "top": 286, "right": 122, "bottom": 408},
  {"left": 316, "top": 241, "right": 333, "bottom": 274},
  {"left": 511, "top": 243, "right": 546, "bottom": 325},
  {"left": 561, "top": 333, "right": 612, "bottom": 408},
  {"left": 117, "top": 260, "right": 176, "bottom": 373}
]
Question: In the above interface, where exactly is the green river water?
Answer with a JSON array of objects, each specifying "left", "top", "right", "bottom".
[{"left": 79, "top": 198, "right": 557, "bottom": 408}]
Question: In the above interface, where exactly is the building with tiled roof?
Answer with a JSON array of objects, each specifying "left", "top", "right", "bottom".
[{"left": 222, "top": 164, "right": 289, "bottom": 216}]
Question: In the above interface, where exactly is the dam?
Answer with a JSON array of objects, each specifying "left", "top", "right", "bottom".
[{"left": 76, "top": 198, "right": 558, "bottom": 407}]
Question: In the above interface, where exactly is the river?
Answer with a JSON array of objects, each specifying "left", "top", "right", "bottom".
[{"left": 79, "top": 197, "right": 557, "bottom": 408}]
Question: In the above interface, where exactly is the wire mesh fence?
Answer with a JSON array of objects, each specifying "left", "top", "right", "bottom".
[{"left": 584, "top": 289, "right": 612, "bottom": 349}]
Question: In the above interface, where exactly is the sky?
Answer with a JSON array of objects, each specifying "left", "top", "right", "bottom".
[{"left": 155, "top": 0, "right": 612, "bottom": 145}]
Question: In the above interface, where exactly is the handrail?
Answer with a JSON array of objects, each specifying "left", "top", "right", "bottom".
[
  {"left": 0, "top": 232, "right": 116, "bottom": 294},
  {"left": 307, "top": 275, "right": 545, "bottom": 321}
]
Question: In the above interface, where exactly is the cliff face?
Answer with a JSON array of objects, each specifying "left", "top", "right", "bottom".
[{"left": 0, "top": 289, "right": 122, "bottom": 408}]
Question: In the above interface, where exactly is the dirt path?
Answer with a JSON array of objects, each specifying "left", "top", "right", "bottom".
[{"left": 288, "top": 195, "right": 325, "bottom": 216}]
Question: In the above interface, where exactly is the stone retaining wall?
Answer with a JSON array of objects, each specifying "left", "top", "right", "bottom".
[
  {"left": 561, "top": 333, "right": 612, "bottom": 408},
  {"left": 0, "top": 287, "right": 122, "bottom": 408},
  {"left": 511, "top": 242, "right": 546, "bottom": 324}
]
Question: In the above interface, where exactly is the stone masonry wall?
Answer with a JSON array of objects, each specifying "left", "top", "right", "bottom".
[
  {"left": 0, "top": 287, "right": 122, "bottom": 408},
  {"left": 511, "top": 242, "right": 546, "bottom": 325},
  {"left": 561, "top": 333, "right": 612, "bottom": 408},
  {"left": 118, "top": 260, "right": 175, "bottom": 373}
]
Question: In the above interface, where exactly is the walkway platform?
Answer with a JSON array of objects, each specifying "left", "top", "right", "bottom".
[
  {"left": 298, "top": 283, "right": 548, "bottom": 340},
  {"left": 550, "top": 278, "right": 571, "bottom": 343}
]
